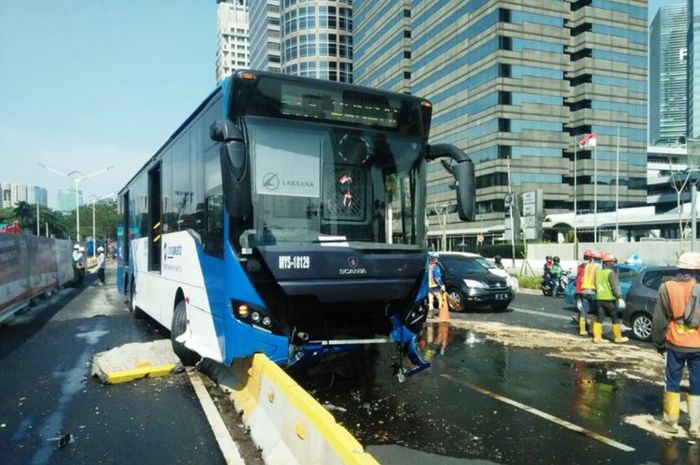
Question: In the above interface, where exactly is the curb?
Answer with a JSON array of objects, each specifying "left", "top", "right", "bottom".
[
  {"left": 517, "top": 288, "right": 543, "bottom": 296},
  {"left": 103, "top": 363, "right": 177, "bottom": 384}
]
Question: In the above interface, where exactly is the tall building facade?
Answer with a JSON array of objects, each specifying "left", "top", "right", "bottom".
[
  {"left": 249, "top": 0, "right": 282, "bottom": 72},
  {"left": 249, "top": 0, "right": 354, "bottom": 82},
  {"left": 1, "top": 183, "right": 27, "bottom": 208},
  {"left": 57, "top": 187, "right": 83, "bottom": 213},
  {"left": 352, "top": 1, "right": 412, "bottom": 93},
  {"left": 216, "top": 0, "right": 250, "bottom": 83},
  {"left": 690, "top": 0, "right": 700, "bottom": 138},
  {"left": 27, "top": 186, "right": 48, "bottom": 206},
  {"left": 279, "top": 0, "right": 354, "bottom": 82},
  {"left": 354, "top": 0, "right": 647, "bottom": 239},
  {"left": 649, "top": 4, "right": 687, "bottom": 146}
]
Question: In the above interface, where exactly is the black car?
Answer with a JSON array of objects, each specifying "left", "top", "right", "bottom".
[
  {"left": 439, "top": 253, "right": 514, "bottom": 312},
  {"left": 621, "top": 266, "right": 678, "bottom": 341}
]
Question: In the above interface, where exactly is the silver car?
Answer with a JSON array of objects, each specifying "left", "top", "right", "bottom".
[{"left": 621, "top": 266, "right": 678, "bottom": 341}]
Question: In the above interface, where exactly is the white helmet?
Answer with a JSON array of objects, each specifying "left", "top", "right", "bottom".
[
  {"left": 97, "top": 246, "right": 104, "bottom": 252},
  {"left": 74, "top": 244, "right": 80, "bottom": 250}
]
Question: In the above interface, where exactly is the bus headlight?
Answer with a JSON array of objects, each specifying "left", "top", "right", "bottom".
[
  {"left": 251, "top": 311, "right": 261, "bottom": 323},
  {"left": 237, "top": 304, "right": 250, "bottom": 318},
  {"left": 262, "top": 316, "right": 271, "bottom": 327}
]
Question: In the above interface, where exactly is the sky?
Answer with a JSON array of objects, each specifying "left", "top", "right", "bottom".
[
  {"left": 0, "top": 0, "right": 686, "bottom": 208},
  {"left": 0, "top": 1, "right": 216, "bottom": 208}
]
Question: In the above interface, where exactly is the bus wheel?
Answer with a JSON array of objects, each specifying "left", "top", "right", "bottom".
[
  {"left": 128, "top": 280, "right": 143, "bottom": 319},
  {"left": 171, "top": 300, "right": 200, "bottom": 366}
]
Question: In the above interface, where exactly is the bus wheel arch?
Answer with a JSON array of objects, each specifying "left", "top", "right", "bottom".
[{"left": 171, "top": 292, "right": 200, "bottom": 366}]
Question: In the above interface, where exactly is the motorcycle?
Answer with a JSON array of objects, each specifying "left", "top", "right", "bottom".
[{"left": 540, "top": 270, "right": 570, "bottom": 297}]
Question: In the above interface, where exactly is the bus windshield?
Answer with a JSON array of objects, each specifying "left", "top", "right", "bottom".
[{"left": 240, "top": 116, "right": 426, "bottom": 249}]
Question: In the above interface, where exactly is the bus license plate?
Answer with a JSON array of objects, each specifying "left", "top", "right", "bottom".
[{"left": 495, "top": 293, "right": 508, "bottom": 300}]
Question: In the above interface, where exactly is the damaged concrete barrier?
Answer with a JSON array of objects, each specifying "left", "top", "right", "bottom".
[
  {"left": 213, "top": 354, "right": 379, "bottom": 465},
  {"left": 91, "top": 339, "right": 180, "bottom": 384}
]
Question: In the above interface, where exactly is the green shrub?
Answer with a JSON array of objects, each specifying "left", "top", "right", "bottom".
[
  {"left": 467, "top": 243, "right": 526, "bottom": 259},
  {"left": 515, "top": 274, "right": 541, "bottom": 289}
]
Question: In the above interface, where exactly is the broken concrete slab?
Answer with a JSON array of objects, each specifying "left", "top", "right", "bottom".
[{"left": 91, "top": 339, "right": 181, "bottom": 384}]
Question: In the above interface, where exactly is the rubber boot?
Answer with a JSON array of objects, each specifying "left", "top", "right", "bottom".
[
  {"left": 612, "top": 323, "right": 629, "bottom": 344},
  {"left": 592, "top": 322, "right": 609, "bottom": 343},
  {"left": 688, "top": 395, "right": 700, "bottom": 438},
  {"left": 578, "top": 317, "right": 588, "bottom": 336},
  {"left": 659, "top": 391, "right": 680, "bottom": 434}
]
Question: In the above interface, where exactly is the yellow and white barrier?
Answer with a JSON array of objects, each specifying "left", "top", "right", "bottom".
[{"left": 227, "top": 354, "right": 380, "bottom": 465}]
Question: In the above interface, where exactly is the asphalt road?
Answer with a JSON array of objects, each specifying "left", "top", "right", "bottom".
[
  {"left": 298, "top": 291, "right": 684, "bottom": 465},
  {"left": 0, "top": 265, "right": 226, "bottom": 465}
]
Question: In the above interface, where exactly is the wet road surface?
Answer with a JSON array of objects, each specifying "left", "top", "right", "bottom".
[
  {"left": 298, "top": 320, "right": 689, "bottom": 465},
  {"left": 0, "top": 266, "right": 226, "bottom": 465}
]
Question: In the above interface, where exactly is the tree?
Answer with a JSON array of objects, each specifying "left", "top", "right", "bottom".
[{"left": 668, "top": 158, "right": 695, "bottom": 239}]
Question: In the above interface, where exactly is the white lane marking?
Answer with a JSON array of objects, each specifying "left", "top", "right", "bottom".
[
  {"left": 441, "top": 374, "right": 635, "bottom": 453},
  {"left": 187, "top": 369, "right": 247, "bottom": 465},
  {"left": 510, "top": 306, "right": 572, "bottom": 321}
]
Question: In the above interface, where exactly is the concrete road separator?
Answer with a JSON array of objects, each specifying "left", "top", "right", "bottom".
[
  {"left": 91, "top": 339, "right": 180, "bottom": 384},
  {"left": 214, "top": 354, "right": 380, "bottom": 465}
]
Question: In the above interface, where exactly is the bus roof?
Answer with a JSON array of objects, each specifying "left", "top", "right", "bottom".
[{"left": 119, "top": 70, "right": 432, "bottom": 196}]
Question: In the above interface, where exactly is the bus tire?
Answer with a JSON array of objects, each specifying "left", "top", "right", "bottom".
[{"left": 171, "top": 300, "right": 200, "bottom": 366}]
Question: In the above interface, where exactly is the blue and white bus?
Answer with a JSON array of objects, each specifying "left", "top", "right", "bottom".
[{"left": 117, "top": 71, "right": 474, "bottom": 373}]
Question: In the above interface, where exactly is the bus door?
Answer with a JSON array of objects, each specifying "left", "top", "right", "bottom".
[{"left": 148, "top": 164, "right": 162, "bottom": 272}]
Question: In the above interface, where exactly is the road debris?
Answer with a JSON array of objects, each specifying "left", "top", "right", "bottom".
[{"left": 444, "top": 319, "right": 667, "bottom": 385}]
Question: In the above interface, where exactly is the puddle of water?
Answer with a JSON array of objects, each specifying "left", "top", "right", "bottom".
[{"left": 293, "top": 324, "right": 682, "bottom": 465}]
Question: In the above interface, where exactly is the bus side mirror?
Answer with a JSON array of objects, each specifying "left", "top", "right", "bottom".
[
  {"left": 210, "top": 119, "right": 243, "bottom": 143},
  {"left": 426, "top": 144, "right": 475, "bottom": 221}
]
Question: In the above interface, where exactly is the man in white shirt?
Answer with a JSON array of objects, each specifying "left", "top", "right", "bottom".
[
  {"left": 97, "top": 246, "right": 106, "bottom": 286},
  {"left": 72, "top": 244, "right": 80, "bottom": 287}
]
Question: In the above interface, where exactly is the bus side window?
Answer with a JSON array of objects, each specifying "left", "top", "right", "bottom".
[{"left": 204, "top": 194, "right": 224, "bottom": 257}]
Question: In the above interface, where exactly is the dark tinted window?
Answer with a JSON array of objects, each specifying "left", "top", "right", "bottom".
[
  {"left": 442, "top": 258, "right": 487, "bottom": 275},
  {"left": 642, "top": 270, "right": 677, "bottom": 291},
  {"left": 232, "top": 75, "right": 429, "bottom": 136}
]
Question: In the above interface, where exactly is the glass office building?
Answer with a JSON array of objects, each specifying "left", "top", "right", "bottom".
[
  {"left": 690, "top": 0, "right": 700, "bottom": 138},
  {"left": 354, "top": 0, "right": 648, "bottom": 236},
  {"left": 279, "top": 0, "right": 354, "bottom": 81},
  {"left": 249, "top": 0, "right": 281, "bottom": 72},
  {"left": 649, "top": 4, "right": 687, "bottom": 145}
]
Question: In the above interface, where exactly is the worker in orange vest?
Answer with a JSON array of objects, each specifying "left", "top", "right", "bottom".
[
  {"left": 577, "top": 250, "right": 601, "bottom": 336},
  {"left": 652, "top": 251, "right": 700, "bottom": 436}
]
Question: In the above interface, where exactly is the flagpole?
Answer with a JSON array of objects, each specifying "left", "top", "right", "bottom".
[
  {"left": 573, "top": 136, "right": 578, "bottom": 259},
  {"left": 594, "top": 141, "right": 598, "bottom": 245},
  {"left": 615, "top": 126, "right": 620, "bottom": 241}
]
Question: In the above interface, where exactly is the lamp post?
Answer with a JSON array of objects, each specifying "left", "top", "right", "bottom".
[
  {"left": 88, "top": 193, "right": 116, "bottom": 258},
  {"left": 39, "top": 164, "right": 113, "bottom": 242}
]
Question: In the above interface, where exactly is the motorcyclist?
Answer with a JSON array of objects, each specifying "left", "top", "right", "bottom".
[
  {"left": 550, "top": 257, "right": 563, "bottom": 296},
  {"left": 543, "top": 256, "right": 553, "bottom": 282},
  {"left": 494, "top": 255, "right": 505, "bottom": 270}
]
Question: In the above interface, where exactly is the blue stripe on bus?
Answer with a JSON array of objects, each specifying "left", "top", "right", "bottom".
[{"left": 193, "top": 211, "right": 289, "bottom": 365}]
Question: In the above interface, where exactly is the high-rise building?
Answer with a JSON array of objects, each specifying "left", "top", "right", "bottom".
[
  {"left": 279, "top": 0, "right": 354, "bottom": 82},
  {"left": 27, "top": 186, "right": 48, "bottom": 206},
  {"left": 0, "top": 183, "right": 30, "bottom": 209},
  {"left": 249, "top": 0, "right": 281, "bottom": 72},
  {"left": 352, "top": 1, "right": 412, "bottom": 94},
  {"left": 689, "top": 0, "right": 700, "bottom": 138},
  {"left": 57, "top": 187, "right": 83, "bottom": 213},
  {"left": 249, "top": 0, "right": 354, "bottom": 82},
  {"left": 649, "top": 4, "right": 687, "bottom": 146},
  {"left": 216, "top": 0, "right": 250, "bottom": 83},
  {"left": 354, "top": 0, "right": 647, "bottom": 242}
]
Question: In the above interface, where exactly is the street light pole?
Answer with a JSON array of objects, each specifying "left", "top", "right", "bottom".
[{"left": 38, "top": 164, "right": 113, "bottom": 242}]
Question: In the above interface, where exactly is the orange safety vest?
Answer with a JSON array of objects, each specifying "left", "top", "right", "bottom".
[
  {"left": 581, "top": 262, "right": 598, "bottom": 291},
  {"left": 665, "top": 279, "right": 700, "bottom": 349}
]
